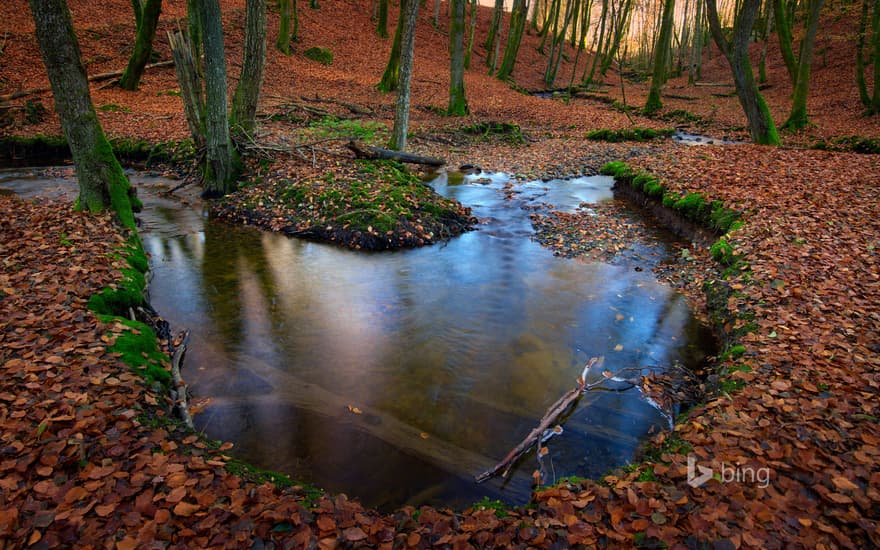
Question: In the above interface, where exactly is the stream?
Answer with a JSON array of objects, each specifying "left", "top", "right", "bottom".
[{"left": 1, "top": 165, "right": 713, "bottom": 511}]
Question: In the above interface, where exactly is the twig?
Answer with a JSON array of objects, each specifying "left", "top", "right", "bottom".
[{"left": 170, "top": 330, "right": 194, "bottom": 430}]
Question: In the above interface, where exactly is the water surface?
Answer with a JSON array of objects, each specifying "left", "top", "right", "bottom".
[{"left": 1, "top": 167, "right": 712, "bottom": 511}]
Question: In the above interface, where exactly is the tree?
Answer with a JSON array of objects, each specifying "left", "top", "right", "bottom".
[
  {"left": 277, "top": 0, "right": 299, "bottom": 54},
  {"left": 29, "top": 0, "right": 139, "bottom": 229},
  {"left": 232, "top": 0, "right": 267, "bottom": 134},
  {"left": 782, "top": 0, "right": 823, "bottom": 129},
  {"left": 448, "top": 0, "right": 469, "bottom": 115},
  {"left": 496, "top": 0, "right": 529, "bottom": 81},
  {"left": 378, "top": 0, "right": 408, "bottom": 92},
  {"left": 773, "top": 0, "right": 798, "bottom": 84},
  {"left": 376, "top": 0, "right": 389, "bottom": 38},
  {"left": 856, "top": 0, "right": 880, "bottom": 113},
  {"left": 120, "top": 0, "right": 163, "bottom": 90},
  {"left": 688, "top": 0, "right": 704, "bottom": 84},
  {"left": 484, "top": 0, "right": 504, "bottom": 67},
  {"left": 644, "top": 0, "right": 676, "bottom": 113},
  {"left": 195, "top": 0, "right": 239, "bottom": 196},
  {"left": 706, "top": 0, "right": 780, "bottom": 145},
  {"left": 390, "top": 0, "right": 421, "bottom": 150}
]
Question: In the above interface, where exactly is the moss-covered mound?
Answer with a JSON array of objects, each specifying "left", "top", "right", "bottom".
[{"left": 214, "top": 160, "right": 476, "bottom": 250}]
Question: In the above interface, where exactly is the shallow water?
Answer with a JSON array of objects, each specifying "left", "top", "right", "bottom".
[{"left": 1, "top": 166, "right": 712, "bottom": 511}]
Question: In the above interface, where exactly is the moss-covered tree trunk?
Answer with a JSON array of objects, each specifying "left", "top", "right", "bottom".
[
  {"left": 448, "top": 0, "right": 469, "bottom": 115},
  {"left": 707, "top": 0, "right": 780, "bottom": 145},
  {"left": 856, "top": 0, "right": 871, "bottom": 107},
  {"left": 583, "top": 0, "right": 607, "bottom": 84},
  {"left": 773, "top": 0, "right": 798, "bottom": 84},
  {"left": 376, "top": 0, "right": 389, "bottom": 37},
  {"left": 599, "top": 0, "right": 633, "bottom": 76},
  {"left": 872, "top": 0, "right": 880, "bottom": 113},
  {"left": 782, "top": 0, "right": 823, "bottom": 129},
  {"left": 378, "top": 0, "right": 407, "bottom": 92},
  {"left": 277, "top": 0, "right": 292, "bottom": 53},
  {"left": 644, "top": 0, "right": 676, "bottom": 113},
  {"left": 496, "top": 0, "right": 528, "bottom": 81},
  {"left": 29, "top": 0, "right": 139, "bottom": 229},
  {"left": 187, "top": 0, "right": 203, "bottom": 71},
  {"left": 231, "top": 0, "right": 267, "bottom": 134},
  {"left": 196, "top": 0, "right": 239, "bottom": 196},
  {"left": 390, "top": 0, "right": 420, "bottom": 150},
  {"left": 120, "top": 0, "right": 162, "bottom": 90},
  {"left": 464, "top": 0, "right": 477, "bottom": 69}
]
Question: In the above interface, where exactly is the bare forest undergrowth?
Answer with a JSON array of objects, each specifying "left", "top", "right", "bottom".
[{"left": 1, "top": 0, "right": 879, "bottom": 547}]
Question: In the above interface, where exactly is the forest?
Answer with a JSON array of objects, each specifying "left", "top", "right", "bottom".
[{"left": 0, "top": 0, "right": 878, "bottom": 547}]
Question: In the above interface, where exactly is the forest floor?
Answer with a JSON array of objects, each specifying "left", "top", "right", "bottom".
[{"left": 1, "top": 0, "right": 880, "bottom": 547}]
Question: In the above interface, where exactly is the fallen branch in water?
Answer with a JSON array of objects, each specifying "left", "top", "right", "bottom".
[
  {"left": 170, "top": 330, "right": 194, "bottom": 430},
  {"left": 476, "top": 358, "right": 599, "bottom": 483}
]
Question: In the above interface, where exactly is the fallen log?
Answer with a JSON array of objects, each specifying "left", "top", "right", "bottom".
[
  {"left": 475, "top": 357, "right": 598, "bottom": 483},
  {"left": 347, "top": 140, "right": 445, "bottom": 166},
  {"left": 0, "top": 60, "right": 175, "bottom": 103}
]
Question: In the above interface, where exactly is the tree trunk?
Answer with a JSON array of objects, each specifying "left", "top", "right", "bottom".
[
  {"left": 168, "top": 30, "right": 205, "bottom": 150},
  {"left": 758, "top": 0, "right": 772, "bottom": 84},
  {"left": 872, "top": 0, "right": 880, "bottom": 112},
  {"left": 583, "top": 0, "right": 608, "bottom": 84},
  {"left": 231, "top": 0, "right": 266, "bottom": 134},
  {"left": 120, "top": 0, "right": 162, "bottom": 90},
  {"left": 644, "top": 0, "right": 675, "bottom": 113},
  {"left": 433, "top": 0, "right": 441, "bottom": 26},
  {"left": 197, "top": 0, "right": 239, "bottom": 196},
  {"left": 600, "top": 0, "right": 633, "bottom": 76},
  {"left": 485, "top": 0, "right": 504, "bottom": 66},
  {"left": 706, "top": 0, "right": 780, "bottom": 144},
  {"left": 773, "top": 0, "right": 797, "bottom": 84},
  {"left": 782, "top": 0, "right": 823, "bottom": 129},
  {"left": 856, "top": 0, "right": 871, "bottom": 107},
  {"left": 277, "top": 0, "right": 292, "bottom": 53},
  {"left": 378, "top": 0, "right": 407, "bottom": 92},
  {"left": 390, "top": 0, "right": 421, "bottom": 150},
  {"left": 689, "top": 0, "right": 704, "bottom": 83},
  {"left": 497, "top": 0, "right": 529, "bottom": 81},
  {"left": 545, "top": 0, "right": 576, "bottom": 86},
  {"left": 29, "top": 0, "right": 138, "bottom": 229},
  {"left": 448, "top": 0, "right": 469, "bottom": 115},
  {"left": 187, "top": 0, "right": 203, "bottom": 71},
  {"left": 376, "top": 0, "right": 389, "bottom": 37},
  {"left": 464, "top": 0, "right": 477, "bottom": 69}
]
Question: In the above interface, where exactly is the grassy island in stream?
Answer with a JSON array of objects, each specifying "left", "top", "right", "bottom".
[{"left": 213, "top": 160, "right": 476, "bottom": 250}]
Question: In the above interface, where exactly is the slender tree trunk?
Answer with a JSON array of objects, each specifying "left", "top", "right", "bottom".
[
  {"left": 568, "top": 0, "right": 591, "bottom": 88},
  {"left": 464, "top": 0, "right": 477, "bottom": 69},
  {"left": 600, "top": 0, "right": 633, "bottom": 75},
  {"left": 689, "top": 0, "right": 704, "bottom": 83},
  {"left": 645, "top": 0, "right": 675, "bottom": 113},
  {"left": 855, "top": 0, "right": 871, "bottom": 107},
  {"left": 377, "top": 0, "right": 389, "bottom": 37},
  {"left": 434, "top": 0, "right": 441, "bottom": 26},
  {"left": 706, "top": 0, "right": 780, "bottom": 144},
  {"left": 197, "top": 0, "right": 238, "bottom": 196},
  {"left": 546, "top": 0, "right": 576, "bottom": 86},
  {"left": 782, "top": 0, "right": 823, "bottom": 129},
  {"left": 497, "top": 0, "right": 529, "bottom": 81},
  {"left": 773, "top": 0, "right": 797, "bottom": 84},
  {"left": 485, "top": 0, "right": 505, "bottom": 66},
  {"left": 584, "top": 0, "right": 608, "bottom": 84},
  {"left": 390, "top": 0, "right": 421, "bottom": 150},
  {"left": 120, "top": 0, "right": 162, "bottom": 90},
  {"left": 448, "top": 0, "right": 469, "bottom": 115},
  {"left": 378, "top": 0, "right": 407, "bottom": 92},
  {"left": 678, "top": 0, "right": 691, "bottom": 75},
  {"left": 29, "top": 0, "right": 138, "bottom": 228},
  {"left": 758, "top": 0, "right": 772, "bottom": 84},
  {"left": 872, "top": 0, "right": 880, "bottom": 112},
  {"left": 231, "top": 0, "right": 266, "bottom": 134}
]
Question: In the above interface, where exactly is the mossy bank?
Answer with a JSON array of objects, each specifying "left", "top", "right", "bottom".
[{"left": 214, "top": 160, "right": 477, "bottom": 250}]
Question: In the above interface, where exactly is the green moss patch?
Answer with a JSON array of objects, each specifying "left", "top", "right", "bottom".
[
  {"left": 88, "top": 236, "right": 148, "bottom": 315},
  {"left": 459, "top": 121, "right": 525, "bottom": 144},
  {"left": 214, "top": 160, "right": 476, "bottom": 250},
  {"left": 303, "top": 47, "right": 333, "bottom": 65},
  {"left": 102, "top": 316, "right": 171, "bottom": 386}
]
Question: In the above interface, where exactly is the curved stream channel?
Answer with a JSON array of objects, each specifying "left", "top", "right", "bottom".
[{"left": 2, "top": 165, "right": 712, "bottom": 511}]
